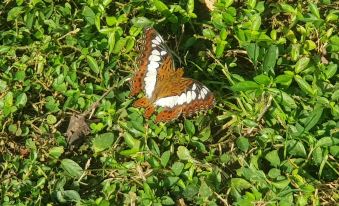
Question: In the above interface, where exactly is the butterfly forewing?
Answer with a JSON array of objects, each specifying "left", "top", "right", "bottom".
[{"left": 131, "top": 28, "right": 169, "bottom": 97}]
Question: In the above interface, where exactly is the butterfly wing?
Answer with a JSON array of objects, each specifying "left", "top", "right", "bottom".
[
  {"left": 154, "top": 80, "right": 215, "bottom": 122},
  {"left": 130, "top": 28, "right": 171, "bottom": 98}
]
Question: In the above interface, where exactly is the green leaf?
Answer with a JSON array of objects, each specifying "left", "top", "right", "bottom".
[
  {"left": 82, "top": 6, "right": 96, "bottom": 25},
  {"left": 49, "top": 146, "right": 64, "bottom": 159},
  {"left": 177, "top": 146, "right": 192, "bottom": 161},
  {"left": 124, "top": 132, "right": 140, "bottom": 149},
  {"left": 263, "top": 45, "right": 278, "bottom": 73},
  {"left": 254, "top": 74, "right": 270, "bottom": 86},
  {"left": 199, "top": 180, "right": 212, "bottom": 198},
  {"left": 7, "top": 6, "right": 24, "bottom": 21},
  {"left": 161, "top": 196, "right": 175, "bottom": 205},
  {"left": 60, "top": 190, "right": 81, "bottom": 202},
  {"left": 153, "top": 0, "right": 169, "bottom": 12},
  {"left": 184, "top": 120, "right": 195, "bottom": 137},
  {"left": 202, "top": 29, "right": 215, "bottom": 39},
  {"left": 61, "top": 159, "right": 84, "bottom": 178},
  {"left": 113, "top": 38, "right": 126, "bottom": 54},
  {"left": 246, "top": 43, "right": 259, "bottom": 63},
  {"left": 92, "top": 133, "right": 115, "bottom": 153},
  {"left": 274, "top": 74, "right": 293, "bottom": 85},
  {"left": 86, "top": 55, "right": 99, "bottom": 74},
  {"left": 294, "top": 75, "right": 315, "bottom": 96},
  {"left": 161, "top": 150, "right": 171, "bottom": 167},
  {"left": 231, "top": 81, "right": 260, "bottom": 91},
  {"left": 15, "top": 93, "right": 27, "bottom": 108},
  {"left": 301, "top": 108, "right": 323, "bottom": 132},
  {"left": 171, "top": 162, "right": 185, "bottom": 176},
  {"left": 324, "top": 63, "right": 337, "bottom": 79},
  {"left": 230, "top": 178, "right": 252, "bottom": 190},
  {"left": 272, "top": 179, "right": 290, "bottom": 189},
  {"left": 265, "top": 150, "right": 280, "bottom": 167},
  {"left": 280, "top": 3, "right": 296, "bottom": 15},
  {"left": 236, "top": 137, "right": 249, "bottom": 152},
  {"left": 47, "top": 114, "right": 57, "bottom": 125},
  {"left": 215, "top": 41, "right": 226, "bottom": 58},
  {"left": 295, "top": 57, "right": 310, "bottom": 73},
  {"left": 316, "top": 137, "right": 339, "bottom": 147},
  {"left": 247, "top": 0, "right": 256, "bottom": 9},
  {"left": 287, "top": 140, "right": 307, "bottom": 157},
  {"left": 268, "top": 168, "right": 281, "bottom": 178},
  {"left": 332, "top": 90, "right": 339, "bottom": 101},
  {"left": 308, "top": 3, "right": 320, "bottom": 19},
  {"left": 305, "top": 40, "right": 317, "bottom": 51}
]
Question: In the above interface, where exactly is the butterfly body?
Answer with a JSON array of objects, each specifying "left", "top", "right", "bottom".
[{"left": 130, "top": 28, "right": 214, "bottom": 122}]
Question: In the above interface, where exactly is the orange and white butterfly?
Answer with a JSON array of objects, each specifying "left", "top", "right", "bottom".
[{"left": 130, "top": 28, "right": 214, "bottom": 122}]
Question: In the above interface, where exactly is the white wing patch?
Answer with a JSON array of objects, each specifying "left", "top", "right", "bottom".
[
  {"left": 144, "top": 42, "right": 169, "bottom": 98},
  {"left": 154, "top": 82, "right": 211, "bottom": 108},
  {"left": 155, "top": 96, "right": 179, "bottom": 108}
]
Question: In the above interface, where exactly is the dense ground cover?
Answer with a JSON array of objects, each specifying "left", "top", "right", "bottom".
[{"left": 0, "top": 0, "right": 338, "bottom": 205}]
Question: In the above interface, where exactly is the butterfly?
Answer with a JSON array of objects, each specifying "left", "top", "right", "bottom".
[{"left": 130, "top": 28, "right": 214, "bottom": 122}]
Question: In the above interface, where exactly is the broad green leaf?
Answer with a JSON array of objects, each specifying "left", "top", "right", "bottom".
[
  {"left": 15, "top": 93, "right": 27, "bottom": 108},
  {"left": 231, "top": 81, "right": 260, "bottom": 91},
  {"left": 124, "top": 132, "right": 140, "bottom": 148},
  {"left": 332, "top": 90, "right": 339, "bottom": 101},
  {"left": 286, "top": 140, "right": 307, "bottom": 157},
  {"left": 280, "top": 3, "right": 296, "bottom": 15},
  {"left": 247, "top": 0, "right": 256, "bottom": 9},
  {"left": 199, "top": 180, "right": 212, "bottom": 198},
  {"left": 113, "top": 38, "right": 126, "bottom": 54},
  {"left": 92, "top": 133, "right": 115, "bottom": 153},
  {"left": 324, "top": 63, "right": 337, "bottom": 79},
  {"left": 236, "top": 137, "right": 249, "bottom": 152},
  {"left": 305, "top": 40, "right": 317, "bottom": 51},
  {"left": 59, "top": 190, "right": 81, "bottom": 202},
  {"left": 246, "top": 43, "right": 259, "bottom": 63},
  {"left": 161, "top": 150, "right": 171, "bottom": 167},
  {"left": 301, "top": 108, "right": 323, "bottom": 132},
  {"left": 308, "top": 3, "right": 320, "bottom": 19},
  {"left": 295, "top": 57, "right": 310, "bottom": 73},
  {"left": 161, "top": 196, "right": 175, "bottom": 205},
  {"left": 216, "top": 41, "right": 226, "bottom": 58},
  {"left": 316, "top": 137, "right": 339, "bottom": 147},
  {"left": 153, "top": 0, "right": 169, "bottom": 12},
  {"left": 184, "top": 120, "right": 195, "bottom": 137},
  {"left": 272, "top": 179, "right": 290, "bottom": 189},
  {"left": 230, "top": 178, "right": 252, "bottom": 190},
  {"left": 61, "top": 159, "right": 84, "bottom": 178},
  {"left": 177, "top": 146, "right": 192, "bottom": 161},
  {"left": 254, "top": 74, "right": 270, "bottom": 86},
  {"left": 49, "top": 146, "right": 64, "bottom": 159},
  {"left": 265, "top": 150, "right": 280, "bottom": 167},
  {"left": 7, "top": 6, "right": 24, "bottom": 21},
  {"left": 202, "top": 29, "right": 215, "bottom": 39},
  {"left": 47, "top": 114, "right": 57, "bottom": 125},
  {"left": 274, "top": 74, "right": 293, "bottom": 85},
  {"left": 171, "top": 162, "right": 184, "bottom": 176},
  {"left": 268, "top": 168, "right": 281, "bottom": 178},
  {"left": 82, "top": 6, "right": 96, "bottom": 25},
  {"left": 86, "top": 55, "right": 99, "bottom": 74},
  {"left": 132, "top": 17, "right": 153, "bottom": 27},
  {"left": 263, "top": 45, "right": 278, "bottom": 73},
  {"left": 294, "top": 75, "right": 315, "bottom": 96}
]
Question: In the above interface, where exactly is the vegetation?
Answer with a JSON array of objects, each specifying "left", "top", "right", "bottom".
[{"left": 1, "top": 0, "right": 338, "bottom": 205}]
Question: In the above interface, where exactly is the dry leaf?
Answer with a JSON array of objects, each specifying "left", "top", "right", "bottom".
[
  {"left": 204, "top": 0, "right": 216, "bottom": 11},
  {"left": 66, "top": 114, "right": 91, "bottom": 145}
]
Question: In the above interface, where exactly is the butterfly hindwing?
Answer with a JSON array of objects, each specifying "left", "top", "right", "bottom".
[{"left": 154, "top": 80, "right": 214, "bottom": 120}]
